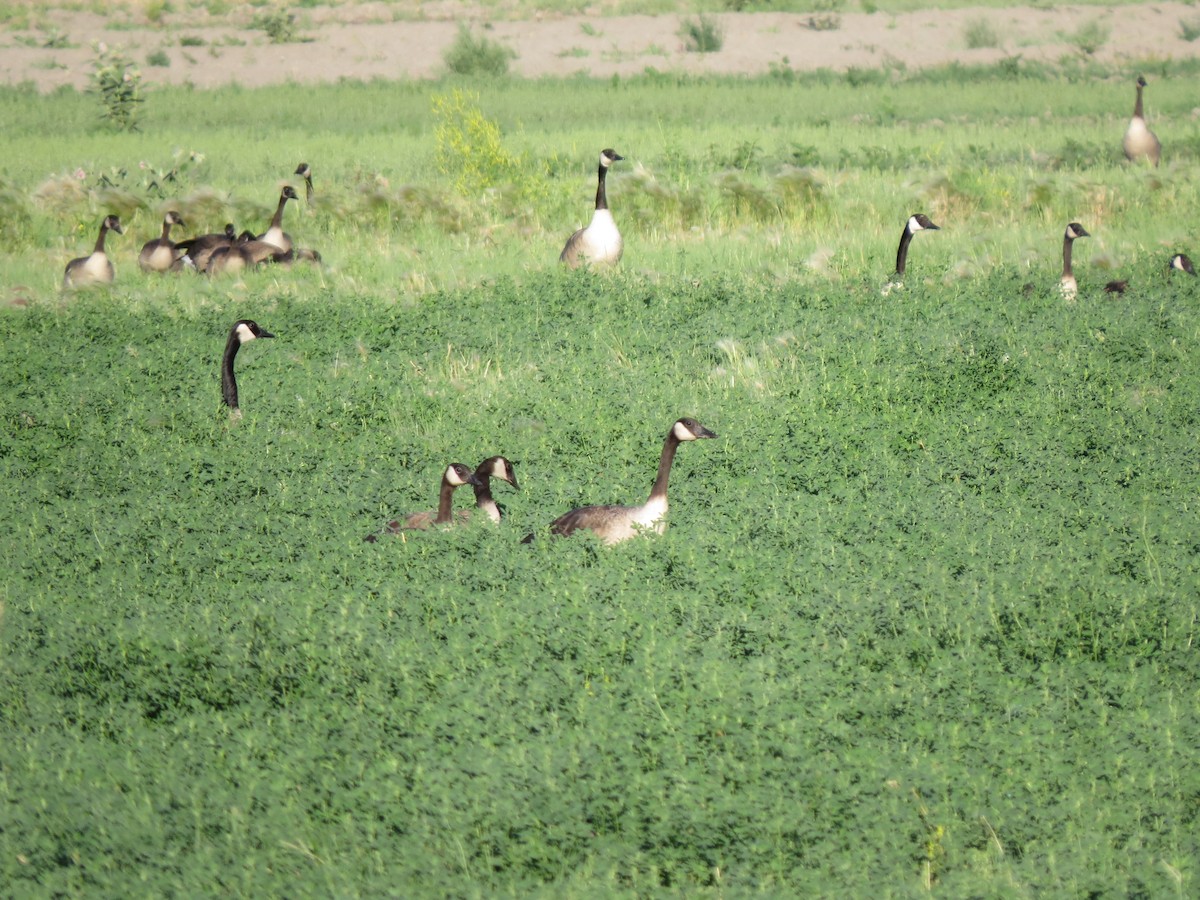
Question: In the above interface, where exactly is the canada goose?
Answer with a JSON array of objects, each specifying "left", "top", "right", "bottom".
[
  {"left": 295, "top": 162, "right": 313, "bottom": 202},
  {"left": 138, "top": 211, "right": 186, "bottom": 273},
  {"left": 258, "top": 185, "right": 298, "bottom": 253},
  {"left": 62, "top": 214, "right": 122, "bottom": 289},
  {"left": 1122, "top": 75, "right": 1161, "bottom": 167},
  {"left": 467, "top": 455, "right": 519, "bottom": 524},
  {"left": 560, "top": 148, "right": 624, "bottom": 269},
  {"left": 1169, "top": 253, "right": 1195, "bottom": 275},
  {"left": 364, "top": 464, "right": 483, "bottom": 540},
  {"left": 221, "top": 319, "right": 274, "bottom": 412},
  {"left": 1059, "top": 222, "right": 1089, "bottom": 300},
  {"left": 1104, "top": 279, "right": 1129, "bottom": 295},
  {"left": 893, "top": 213, "right": 939, "bottom": 280},
  {"left": 176, "top": 223, "right": 236, "bottom": 272},
  {"left": 526, "top": 417, "right": 717, "bottom": 545}
]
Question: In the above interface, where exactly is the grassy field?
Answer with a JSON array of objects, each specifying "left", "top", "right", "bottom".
[{"left": 1, "top": 56, "right": 1198, "bottom": 896}]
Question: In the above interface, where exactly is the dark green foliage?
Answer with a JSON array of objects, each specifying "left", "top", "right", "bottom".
[
  {"left": 1, "top": 269, "right": 1198, "bottom": 895},
  {"left": 443, "top": 25, "right": 517, "bottom": 78}
]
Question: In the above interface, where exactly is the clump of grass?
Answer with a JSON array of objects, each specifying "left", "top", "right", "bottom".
[
  {"left": 442, "top": 24, "right": 516, "bottom": 77},
  {"left": 1063, "top": 20, "right": 1109, "bottom": 55},
  {"left": 1179, "top": 17, "right": 1200, "bottom": 42},
  {"left": 146, "top": 49, "right": 170, "bottom": 67},
  {"left": 963, "top": 18, "right": 1001, "bottom": 49},
  {"left": 680, "top": 15, "right": 723, "bottom": 53},
  {"left": 179, "top": 35, "right": 204, "bottom": 47}
]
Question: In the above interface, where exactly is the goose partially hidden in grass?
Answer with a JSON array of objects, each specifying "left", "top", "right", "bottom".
[
  {"left": 525, "top": 417, "right": 717, "bottom": 545},
  {"left": 221, "top": 319, "right": 274, "bottom": 415},
  {"left": 63, "top": 214, "right": 122, "bottom": 289},
  {"left": 364, "top": 463, "right": 482, "bottom": 541},
  {"left": 1059, "top": 222, "right": 1089, "bottom": 300},
  {"left": 1169, "top": 253, "right": 1195, "bottom": 276},
  {"left": 882, "top": 212, "right": 939, "bottom": 294},
  {"left": 295, "top": 162, "right": 313, "bottom": 202},
  {"left": 467, "top": 456, "right": 519, "bottom": 524}
]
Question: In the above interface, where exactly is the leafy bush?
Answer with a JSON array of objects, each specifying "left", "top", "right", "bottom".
[
  {"left": 253, "top": 8, "right": 300, "bottom": 44},
  {"left": 146, "top": 49, "right": 170, "bottom": 67},
  {"left": 963, "top": 17, "right": 1001, "bottom": 49},
  {"left": 1064, "top": 20, "right": 1109, "bottom": 55},
  {"left": 442, "top": 24, "right": 516, "bottom": 77},
  {"left": 680, "top": 15, "right": 724, "bottom": 53},
  {"left": 89, "top": 43, "right": 143, "bottom": 131},
  {"left": 1180, "top": 17, "right": 1200, "bottom": 42}
]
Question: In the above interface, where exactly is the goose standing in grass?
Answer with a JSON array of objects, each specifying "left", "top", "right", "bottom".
[
  {"left": 364, "top": 464, "right": 483, "bottom": 540},
  {"left": 221, "top": 319, "right": 274, "bottom": 415},
  {"left": 468, "top": 456, "right": 519, "bottom": 524},
  {"left": 62, "top": 215, "right": 122, "bottom": 289},
  {"left": 560, "top": 148, "right": 624, "bottom": 269},
  {"left": 138, "top": 210, "right": 186, "bottom": 273},
  {"left": 176, "top": 223, "right": 236, "bottom": 272},
  {"left": 1122, "top": 75, "right": 1161, "bottom": 167},
  {"left": 1059, "top": 222, "right": 1089, "bottom": 300},
  {"left": 295, "top": 162, "right": 313, "bottom": 202},
  {"left": 883, "top": 213, "right": 939, "bottom": 293},
  {"left": 1169, "top": 253, "right": 1195, "bottom": 276},
  {"left": 526, "top": 417, "right": 717, "bottom": 545},
  {"left": 258, "top": 185, "right": 298, "bottom": 253}
]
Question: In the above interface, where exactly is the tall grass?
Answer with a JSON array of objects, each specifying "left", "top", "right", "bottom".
[{"left": 1, "top": 62, "right": 1198, "bottom": 896}]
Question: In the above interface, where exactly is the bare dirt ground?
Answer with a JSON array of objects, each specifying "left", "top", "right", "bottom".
[{"left": 1, "top": 3, "right": 1199, "bottom": 90}]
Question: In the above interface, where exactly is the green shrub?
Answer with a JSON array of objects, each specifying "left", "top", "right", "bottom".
[
  {"left": 253, "top": 8, "right": 301, "bottom": 44},
  {"left": 146, "top": 49, "right": 170, "bottom": 67},
  {"left": 89, "top": 43, "right": 143, "bottom": 131},
  {"left": 680, "top": 15, "right": 724, "bottom": 53},
  {"left": 442, "top": 24, "right": 516, "bottom": 77},
  {"left": 963, "top": 18, "right": 1001, "bottom": 49},
  {"left": 1180, "top": 17, "right": 1200, "bottom": 42}
]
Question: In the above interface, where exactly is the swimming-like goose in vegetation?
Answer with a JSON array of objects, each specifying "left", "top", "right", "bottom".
[
  {"left": 1169, "top": 253, "right": 1195, "bottom": 276},
  {"left": 138, "top": 210, "right": 185, "bottom": 273},
  {"left": 893, "top": 213, "right": 939, "bottom": 280},
  {"left": 467, "top": 455, "right": 519, "bottom": 524},
  {"left": 526, "top": 417, "right": 717, "bottom": 545},
  {"left": 221, "top": 319, "right": 274, "bottom": 413},
  {"left": 62, "top": 214, "right": 122, "bottom": 289},
  {"left": 176, "top": 223, "right": 237, "bottom": 272},
  {"left": 1122, "top": 75, "right": 1161, "bottom": 167},
  {"left": 364, "top": 464, "right": 483, "bottom": 540},
  {"left": 258, "top": 185, "right": 298, "bottom": 253},
  {"left": 1059, "top": 222, "right": 1089, "bottom": 300},
  {"left": 560, "top": 148, "right": 624, "bottom": 269},
  {"left": 295, "top": 162, "right": 313, "bottom": 202}
]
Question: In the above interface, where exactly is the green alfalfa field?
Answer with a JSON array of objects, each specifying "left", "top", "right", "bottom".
[{"left": 1, "top": 55, "right": 1199, "bottom": 896}]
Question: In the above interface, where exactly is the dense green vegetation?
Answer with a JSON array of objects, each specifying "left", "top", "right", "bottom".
[{"left": 1, "top": 56, "right": 1198, "bottom": 896}]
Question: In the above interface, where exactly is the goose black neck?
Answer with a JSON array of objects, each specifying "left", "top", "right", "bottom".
[
  {"left": 160, "top": 220, "right": 173, "bottom": 240},
  {"left": 595, "top": 162, "right": 609, "bottom": 211},
  {"left": 435, "top": 478, "right": 457, "bottom": 524},
  {"left": 1134, "top": 83, "right": 1144, "bottom": 119},
  {"left": 895, "top": 226, "right": 915, "bottom": 277},
  {"left": 1062, "top": 234, "right": 1075, "bottom": 277},
  {"left": 270, "top": 193, "right": 290, "bottom": 228},
  {"left": 221, "top": 330, "right": 242, "bottom": 409},
  {"left": 95, "top": 223, "right": 110, "bottom": 254},
  {"left": 648, "top": 430, "right": 682, "bottom": 503}
]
